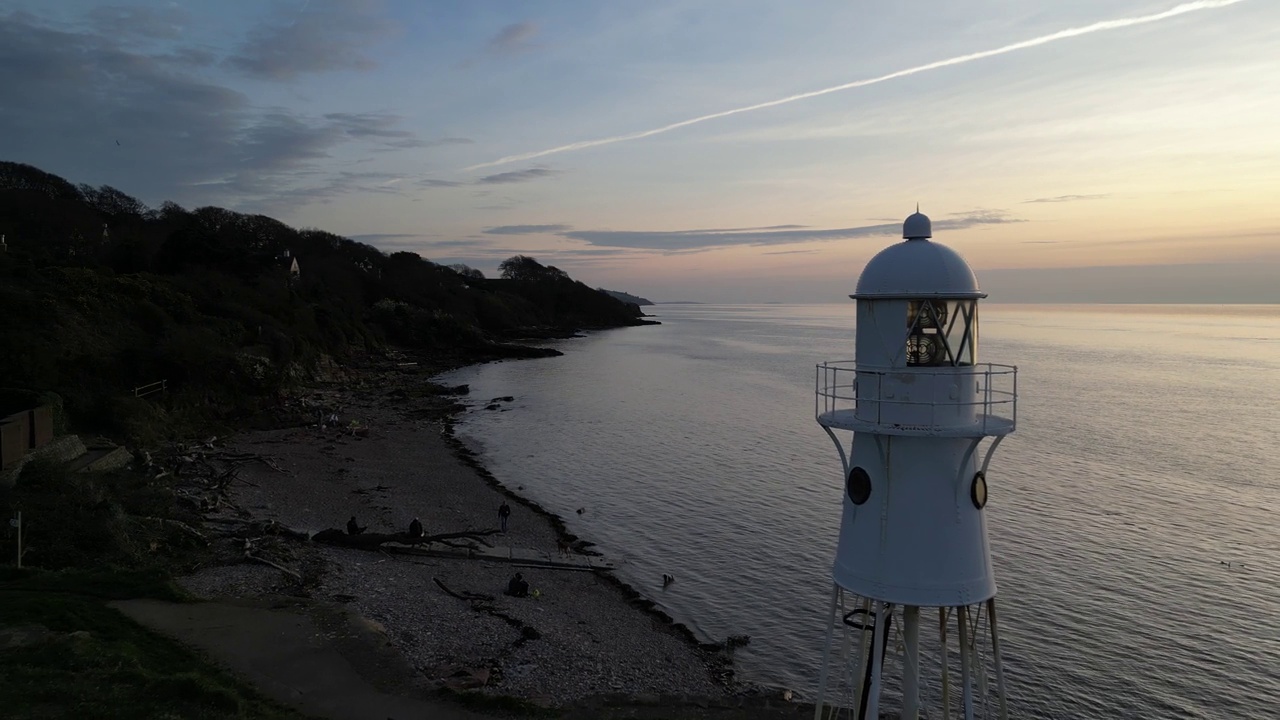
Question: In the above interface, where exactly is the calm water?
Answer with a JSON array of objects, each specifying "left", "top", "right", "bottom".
[{"left": 436, "top": 304, "right": 1280, "bottom": 719}]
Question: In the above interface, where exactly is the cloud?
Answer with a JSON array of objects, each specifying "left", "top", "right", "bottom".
[
  {"left": 465, "top": 0, "right": 1248, "bottom": 170},
  {"left": 426, "top": 137, "right": 475, "bottom": 147},
  {"left": 431, "top": 239, "right": 496, "bottom": 249},
  {"left": 561, "top": 224, "right": 900, "bottom": 250},
  {"left": 1023, "top": 194, "right": 1110, "bottom": 203},
  {"left": 415, "top": 166, "right": 555, "bottom": 189},
  {"left": 325, "top": 112, "right": 430, "bottom": 149},
  {"left": 477, "top": 212, "right": 1023, "bottom": 251},
  {"left": 87, "top": 5, "right": 188, "bottom": 39},
  {"left": 158, "top": 47, "right": 219, "bottom": 67},
  {"left": 483, "top": 224, "right": 573, "bottom": 235},
  {"left": 418, "top": 179, "right": 465, "bottom": 188},
  {"left": 430, "top": 245, "right": 639, "bottom": 271},
  {"left": 476, "top": 166, "right": 557, "bottom": 185},
  {"left": 457, "top": 20, "right": 540, "bottom": 68},
  {"left": 0, "top": 12, "right": 423, "bottom": 212},
  {"left": 488, "top": 21, "right": 538, "bottom": 52},
  {"left": 347, "top": 232, "right": 435, "bottom": 243},
  {"left": 227, "top": 0, "right": 398, "bottom": 80}
]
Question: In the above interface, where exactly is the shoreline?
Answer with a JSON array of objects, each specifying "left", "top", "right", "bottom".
[
  {"left": 439, "top": 412, "right": 742, "bottom": 661},
  {"left": 176, "top": 347, "right": 769, "bottom": 710}
]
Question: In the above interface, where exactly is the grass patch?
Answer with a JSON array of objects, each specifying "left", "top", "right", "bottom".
[
  {"left": 1, "top": 459, "right": 212, "bottom": 573},
  {"left": 0, "top": 566, "right": 190, "bottom": 601},
  {"left": 0, "top": 585, "right": 312, "bottom": 720}
]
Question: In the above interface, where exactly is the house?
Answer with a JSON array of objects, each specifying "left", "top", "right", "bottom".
[{"left": 281, "top": 249, "right": 300, "bottom": 284}]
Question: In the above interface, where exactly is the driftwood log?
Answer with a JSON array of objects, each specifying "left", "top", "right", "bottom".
[
  {"left": 311, "top": 528, "right": 500, "bottom": 551},
  {"left": 433, "top": 577, "right": 494, "bottom": 602},
  {"left": 241, "top": 539, "right": 302, "bottom": 581},
  {"left": 135, "top": 516, "right": 210, "bottom": 546}
]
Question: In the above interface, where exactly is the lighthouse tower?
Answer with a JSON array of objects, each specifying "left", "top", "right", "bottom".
[{"left": 813, "top": 210, "right": 1018, "bottom": 719}]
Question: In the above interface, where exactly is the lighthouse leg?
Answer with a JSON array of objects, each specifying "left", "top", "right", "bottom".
[
  {"left": 813, "top": 584, "right": 841, "bottom": 720},
  {"left": 849, "top": 595, "right": 873, "bottom": 718},
  {"left": 958, "top": 605, "right": 975, "bottom": 720},
  {"left": 861, "top": 602, "right": 889, "bottom": 720},
  {"left": 939, "top": 607, "right": 952, "bottom": 719},
  {"left": 987, "top": 598, "right": 1010, "bottom": 720},
  {"left": 902, "top": 605, "right": 921, "bottom": 719}
]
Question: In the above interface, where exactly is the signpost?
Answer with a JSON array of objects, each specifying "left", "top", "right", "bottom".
[{"left": 10, "top": 511, "right": 23, "bottom": 568}]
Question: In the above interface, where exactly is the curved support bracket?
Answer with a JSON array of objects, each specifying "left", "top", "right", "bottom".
[
  {"left": 955, "top": 438, "right": 982, "bottom": 504},
  {"left": 873, "top": 434, "right": 888, "bottom": 471},
  {"left": 822, "top": 425, "right": 850, "bottom": 479},
  {"left": 979, "top": 436, "right": 1005, "bottom": 477}
]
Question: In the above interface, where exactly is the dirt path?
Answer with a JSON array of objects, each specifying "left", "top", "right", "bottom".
[{"left": 111, "top": 598, "right": 490, "bottom": 720}]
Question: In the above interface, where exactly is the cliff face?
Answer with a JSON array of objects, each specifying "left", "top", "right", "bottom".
[{"left": 0, "top": 161, "right": 647, "bottom": 440}]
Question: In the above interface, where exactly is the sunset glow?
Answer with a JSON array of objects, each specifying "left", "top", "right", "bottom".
[{"left": 2, "top": 0, "right": 1276, "bottom": 301}]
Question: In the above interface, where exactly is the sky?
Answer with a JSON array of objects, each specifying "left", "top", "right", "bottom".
[{"left": 1, "top": 0, "right": 1277, "bottom": 303}]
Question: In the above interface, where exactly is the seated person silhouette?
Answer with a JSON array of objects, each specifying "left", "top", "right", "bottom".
[
  {"left": 408, "top": 517, "right": 424, "bottom": 538},
  {"left": 346, "top": 515, "right": 366, "bottom": 535},
  {"left": 506, "top": 572, "right": 529, "bottom": 598}
]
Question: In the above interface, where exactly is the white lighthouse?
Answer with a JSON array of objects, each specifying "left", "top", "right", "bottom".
[{"left": 813, "top": 210, "right": 1018, "bottom": 719}]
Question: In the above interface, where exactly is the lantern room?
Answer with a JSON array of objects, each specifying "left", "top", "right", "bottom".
[
  {"left": 814, "top": 210, "right": 1016, "bottom": 436},
  {"left": 851, "top": 211, "right": 983, "bottom": 371}
]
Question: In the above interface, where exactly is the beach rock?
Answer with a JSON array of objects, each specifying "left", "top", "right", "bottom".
[
  {"left": 441, "top": 666, "right": 491, "bottom": 690},
  {"left": 0, "top": 624, "right": 54, "bottom": 649}
]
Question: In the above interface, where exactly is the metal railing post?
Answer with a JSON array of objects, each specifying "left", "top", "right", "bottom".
[
  {"left": 815, "top": 364, "right": 820, "bottom": 420},
  {"left": 984, "top": 366, "right": 992, "bottom": 433},
  {"left": 1013, "top": 367, "right": 1018, "bottom": 427}
]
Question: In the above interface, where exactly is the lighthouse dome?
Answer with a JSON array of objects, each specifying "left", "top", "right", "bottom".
[
  {"left": 852, "top": 211, "right": 984, "bottom": 299},
  {"left": 903, "top": 211, "right": 931, "bottom": 240}
]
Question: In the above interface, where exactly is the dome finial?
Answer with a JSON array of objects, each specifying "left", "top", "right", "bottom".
[{"left": 903, "top": 207, "right": 932, "bottom": 241}]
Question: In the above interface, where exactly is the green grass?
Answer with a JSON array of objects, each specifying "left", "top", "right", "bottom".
[{"left": 0, "top": 570, "right": 312, "bottom": 720}]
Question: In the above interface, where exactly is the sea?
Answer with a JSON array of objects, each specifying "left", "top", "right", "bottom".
[{"left": 434, "top": 303, "right": 1280, "bottom": 719}]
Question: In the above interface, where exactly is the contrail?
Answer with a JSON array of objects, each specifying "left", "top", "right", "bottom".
[{"left": 464, "top": 0, "right": 1246, "bottom": 171}]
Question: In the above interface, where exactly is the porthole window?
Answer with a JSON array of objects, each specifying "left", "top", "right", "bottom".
[
  {"left": 971, "top": 472, "right": 988, "bottom": 509},
  {"left": 847, "top": 467, "right": 872, "bottom": 505}
]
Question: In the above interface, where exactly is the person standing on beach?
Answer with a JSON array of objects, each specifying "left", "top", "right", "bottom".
[
  {"left": 506, "top": 572, "right": 528, "bottom": 597},
  {"left": 498, "top": 502, "right": 511, "bottom": 533}
]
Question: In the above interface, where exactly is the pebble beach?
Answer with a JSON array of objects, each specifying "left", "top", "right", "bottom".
[{"left": 176, "top": 358, "right": 739, "bottom": 708}]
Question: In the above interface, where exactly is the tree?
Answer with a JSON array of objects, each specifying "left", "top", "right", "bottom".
[
  {"left": 157, "top": 201, "right": 188, "bottom": 221},
  {"left": 0, "top": 161, "right": 83, "bottom": 200},
  {"left": 449, "top": 264, "right": 484, "bottom": 280},
  {"left": 81, "top": 184, "right": 149, "bottom": 218},
  {"left": 499, "top": 255, "right": 567, "bottom": 282},
  {"left": 499, "top": 255, "right": 541, "bottom": 281}
]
